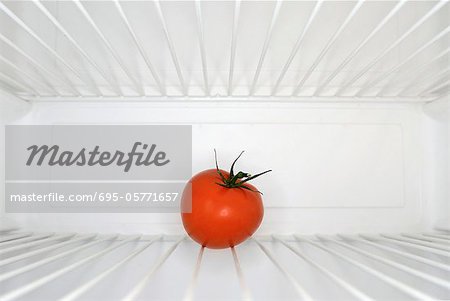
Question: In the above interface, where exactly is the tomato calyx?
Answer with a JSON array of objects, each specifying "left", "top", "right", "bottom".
[{"left": 214, "top": 149, "right": 272, "bottom": 194}]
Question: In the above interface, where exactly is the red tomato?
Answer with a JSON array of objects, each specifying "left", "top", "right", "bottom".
[{"left": 181, "top": 169, "right": 264, "bottom": 249}]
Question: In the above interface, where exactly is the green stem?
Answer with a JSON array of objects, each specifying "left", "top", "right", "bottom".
[{"left": 214, "top": 149, "right": 272, "bottom": 194}]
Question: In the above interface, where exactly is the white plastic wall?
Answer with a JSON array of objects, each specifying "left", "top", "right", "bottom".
[
  {"left": 3, "top": 100, "right": 448, "bottom": 235},
  {"left": 0, "top": 90, "right": 30, "bottom": 229},
  {"left": 422, "top": 97, "right": 449, "bottom": 231}
]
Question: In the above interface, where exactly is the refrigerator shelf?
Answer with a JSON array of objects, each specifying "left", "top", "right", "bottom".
[
  {"left": 0, "top": 228, "right": 449, "bottom": 300},
  {"left": 0, "top": 1, "right": 448, "bottom": 102}
]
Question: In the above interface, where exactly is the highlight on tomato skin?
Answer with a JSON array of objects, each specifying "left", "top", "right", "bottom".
[{"left": 180, "top": 150, "right": 271, "bottom": 249}]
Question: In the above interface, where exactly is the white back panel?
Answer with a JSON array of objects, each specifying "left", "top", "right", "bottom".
[
  {"left": 1, "top": 101, "right": 426, "bottom": 234},
  {"left": 194, "top": 123, "right": 404, "bottom": 208}
]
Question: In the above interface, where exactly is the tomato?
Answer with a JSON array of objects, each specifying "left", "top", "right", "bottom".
[{"left": 181, "top": 151, "right": 271, "bottom": 249}]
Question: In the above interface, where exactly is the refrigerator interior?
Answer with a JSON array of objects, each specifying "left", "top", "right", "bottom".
[{"left": 0, "top": 1, "right": 449, "bottom": 300}]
